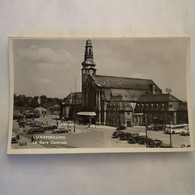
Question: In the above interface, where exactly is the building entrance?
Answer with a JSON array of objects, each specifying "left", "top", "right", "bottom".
[{"left": 127, "top": 120, "right": 132, "bottom": 127}]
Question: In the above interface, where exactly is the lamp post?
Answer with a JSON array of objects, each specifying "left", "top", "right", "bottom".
[
  {"left": 61, "top": 102, "right": 65, "bottom": 121},
  {"left": 145, "top": 105, "right": 148, "bottom": 148},
  {"left": 145, "top": 123, "right": 148, "bottom": 148},
  {"left": 165, "top": 88, "right": 172, "bottom": 147}
]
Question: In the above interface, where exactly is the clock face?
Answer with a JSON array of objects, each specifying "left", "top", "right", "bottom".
[{"left": 89, "top": 69, "right": 93, "bottom": 75}]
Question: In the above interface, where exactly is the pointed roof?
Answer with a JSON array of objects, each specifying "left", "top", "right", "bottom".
[
  {"left": 65, "top": 92, "right": 82, "bottom": 99},
  {"left": 91, "top": 74, "right": 161, "bottom": 91},
  {"left": 82, "top": 39, "right": 96, "bottom": 67}
]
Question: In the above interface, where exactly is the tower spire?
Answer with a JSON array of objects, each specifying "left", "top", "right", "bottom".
[
  {"left": 82, "top": 39, "right": 96, "bottom": 67},
  {"left": 81, "top": 40, "right": 97, "bottom": 107}
]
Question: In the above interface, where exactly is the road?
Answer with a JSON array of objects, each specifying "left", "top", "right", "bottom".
[{"left": 11, "top": 115, "right": 191, "bottom": 149}]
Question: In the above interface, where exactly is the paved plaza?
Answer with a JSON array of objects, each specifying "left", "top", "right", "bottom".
[{"left": 11, "top": 115, "right": 191, "bottom": 149}]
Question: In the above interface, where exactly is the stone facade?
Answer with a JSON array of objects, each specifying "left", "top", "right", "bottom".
[
  {"left": 61, "top": 39, "right": 188, "bottom": 127},
  {"left": 80, "top": 40, "right": 188, "bottom": 126}
]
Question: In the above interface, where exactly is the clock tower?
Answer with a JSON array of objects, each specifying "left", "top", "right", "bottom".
[
  {"left": 81, "top": 40, "right": 97, "bottom": 107},
  {"left": 81, "top": 40, "right": 96, "bottom": 90}
]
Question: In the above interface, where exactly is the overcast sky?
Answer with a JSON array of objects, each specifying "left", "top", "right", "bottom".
[{"left": 12, "top": 38, "right": 189, "bottom": 101}]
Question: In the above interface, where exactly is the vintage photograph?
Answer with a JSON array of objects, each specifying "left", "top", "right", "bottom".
[{"left": 7, "top": 37, "right": 194, "bottom": 154}]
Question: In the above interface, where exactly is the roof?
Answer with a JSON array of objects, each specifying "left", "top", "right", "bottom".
[
  {"left": 34, "top": 107, "right": 47, "bottom": 111},
  {"left": 109, "top": 89, "right": 142, "bottom": 101},
  {"left": 91, "top": 75, "right": 161, "bottom": 91},
  {"left": 43, "top": 102, "right": 60, "bottom": 108},
  {"left": 177, "top": 102, "right": 188, "bottom": 111},
  {"left": 138, "top": 94, "right": 182, "bottom": 102},
  {"left": 65, "top": 92, "right": 82, "bottom": 99}
]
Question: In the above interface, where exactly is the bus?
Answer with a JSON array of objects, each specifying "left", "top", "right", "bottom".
[{"left": 164, "top": 124, "right": 189, "bottom": 134}]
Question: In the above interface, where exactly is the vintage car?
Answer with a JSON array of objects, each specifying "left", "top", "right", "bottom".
[
  {"left": 119, "top": 132, "right": 132, "bottom": 141},
  {"left": 52, "top": 128, "right": 68, "bottom": 134},
  {"left": 127, "top": 134, "right": 139, "bottom": 144},
  {"left": 147, "top": 124, "right": 164, "bottom": 131},
  {"left": 148, "top": 139, "right": 163, "bottom": 148},
  {"left": 112, "top": 130, "right": 125, "bottom": 138},
  {"left": 11, "top": 137, "right": 19, "bottom": 144},
  {"left": 147, "top": 124, "right": 155, "bottom": 130},
  {"left": 47, "top": 124, "right": 58, "bottom": 130},
  {"left": 27, "top": 127, "right": 45, "bottom": 134},
  {"left": 116, "top": 125, "right": 127, "bottom": 130},
  {"left": 180, "top": 130, "right": 190, "bottom": 136}
]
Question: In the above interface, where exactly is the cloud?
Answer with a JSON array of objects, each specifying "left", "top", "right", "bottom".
[{"left": 17, "top": 45, "right": 75, "bottom": 67}]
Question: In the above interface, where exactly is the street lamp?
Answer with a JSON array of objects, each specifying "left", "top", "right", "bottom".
[
  {"left": 165, "top": 88, "right": 172, "bottom": 147},
  {"left": 61, "top": 102, "right": 65, "bottom": 121}
]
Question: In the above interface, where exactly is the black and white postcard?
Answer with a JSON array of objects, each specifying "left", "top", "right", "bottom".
[{"left": 7, "top": 37, "right": 194, "bottom": 154}]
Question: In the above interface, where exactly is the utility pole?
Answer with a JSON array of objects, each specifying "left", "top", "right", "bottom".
[
  {"left": 145, "top": 124, "right": 148, "bottom": 148},
  {"left": 166, "top": 88, "right": 172, "bottom": 147},
  {"left": 74, "top": 79, "right": 77, "bottom": 133}
]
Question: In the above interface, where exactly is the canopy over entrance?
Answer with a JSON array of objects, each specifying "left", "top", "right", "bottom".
[{"left": 77, "top": 112, "right": 96, "bottom": 117}]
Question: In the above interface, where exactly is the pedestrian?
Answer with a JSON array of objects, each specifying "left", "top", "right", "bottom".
[{"left": 67, "top": 123, "right": 71, "bottom": 131}]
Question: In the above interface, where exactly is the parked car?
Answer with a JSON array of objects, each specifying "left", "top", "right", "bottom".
[
  {"left": 180, "top": 130, "right": 190, "bottom": 136},
  {"left": 27, "top": 127, "right": 45, "bottom": 134},
  {"left": 14, "top": 114, "right": 25, "bottom": 120},
  {"left": 148, "top": 139, "right": 163, "bottom": 148},
  {"left": 48, "top": 124, "right": 58, "bottom": 130},
  {"left": 137, "top": 136, "right": 146, "bottom": 145},
  {"left": 11, "top": 137, "right": 19, "bottom": 144},
  {"left": 147, "top": 124, "right": 155, "bottom": 130},
  {"left": 18, "top": 120, "right": 26, "bottom": 128},
  {"left": 116, "top": 125, "right": 127, "bottom": 130},
  {"left": 153, "top": 124, "right": 165, "bottom": 131},
  {"left": 25, "top": 112, "right": 40, "bottom": 119},
  {"left": 40, "top": 124, "right": 50, "bottom": 130},
  {"left": 52, "top": 128, "right": 68, "bottom": 134},
  {"left": 119, "top": 132, "right": 132, "bottom": 141},
  {"left": 127, "top": 137, "right": 137, "bottom": 144},
  {"left": 147, "top": 124, "right": 164, "bottom": 131},
  {"left": 127, "top": 134, "right": 139, "bottom": 144},
  {"left": 112, "top": 130, "right": 125, "bottom": 138},
  {"left": 180, "top": 144, "right": 191, "bottom": 148}
]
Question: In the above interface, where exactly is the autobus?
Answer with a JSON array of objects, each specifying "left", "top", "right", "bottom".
[{"left": 164, "top": 124, "right": 189, "bottom": 134}]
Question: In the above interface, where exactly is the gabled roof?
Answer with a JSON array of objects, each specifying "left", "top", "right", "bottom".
[
  {"left": 65, "top": 92, "right": 82, "bottom": 99},
  {"left": 138, "top": 94, "right": 182, "bottom": 102},
  {"left": 91, "top": 75, "right": 161, "bottom": 91}
]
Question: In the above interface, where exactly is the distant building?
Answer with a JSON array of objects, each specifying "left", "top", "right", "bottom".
[
  {"left": 60, "top": 92, "right": 82, "bottom": 120},
  {"left": 34, "top": 107, "right": 47, "bottom": 116},
  {"left": 46, "top": 103, "right": 60, "bottom": 115}
]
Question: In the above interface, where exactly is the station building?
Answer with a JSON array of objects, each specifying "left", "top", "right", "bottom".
[{"left": 61, "top": 40, "right": 188, "bottom": 127}]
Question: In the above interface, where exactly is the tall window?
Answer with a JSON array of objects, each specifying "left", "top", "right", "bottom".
[{"left": 88, "top": 87, "right": 96, "bottom": 107}]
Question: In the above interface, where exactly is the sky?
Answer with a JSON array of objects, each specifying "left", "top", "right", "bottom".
[{"left": 12, "top": 38, "right": 189, "bottom": 101}]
